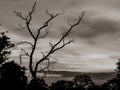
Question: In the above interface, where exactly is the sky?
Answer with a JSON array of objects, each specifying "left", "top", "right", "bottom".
[{"left": 0, "top": 0, "right": 120, "bottom": 72}]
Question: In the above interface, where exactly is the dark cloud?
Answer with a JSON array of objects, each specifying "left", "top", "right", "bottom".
[
  {"left": 80, "top": 18, "right": 120, "bottom": 38},
  {"left": 58, "top": 17, "right": 120, "bottom": 39}
]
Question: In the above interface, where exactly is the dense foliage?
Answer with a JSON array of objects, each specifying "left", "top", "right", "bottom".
[
  {"left": 0, "top": 32, "right": 14, "bottom": 64},
  {"left": 0, "top": 61, "right": 27, "bottom": 90}
]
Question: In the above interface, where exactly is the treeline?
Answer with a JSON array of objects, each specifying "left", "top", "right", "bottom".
[
  {"left": 0, "top": 59, "right": 120, "bottom": 90},
  {"left": 0, "top": 32, "right": 120, "bottom": 90}
]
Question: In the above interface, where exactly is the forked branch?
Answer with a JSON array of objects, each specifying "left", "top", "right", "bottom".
[
  {"left": 14, "top": 2, "right": 36, "bottom": 39},
  {"left": 34, "top": 12, "right": 85, "bottom": 74},
  {"left": 14, "top": 1, "right": 84, "bottom": 80}
]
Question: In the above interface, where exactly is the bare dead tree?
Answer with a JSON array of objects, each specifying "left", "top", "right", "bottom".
[{"left": 14, "top": 2, "right": 84, "bottom": 80}]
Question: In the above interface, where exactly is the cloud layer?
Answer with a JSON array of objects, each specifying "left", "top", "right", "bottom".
[{"left": 0, "top": 0, "right": 120, "bottom": 72}]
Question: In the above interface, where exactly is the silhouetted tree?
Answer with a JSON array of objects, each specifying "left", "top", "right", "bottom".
[
  {"left": 0, "top": 32, "right": 14, "bottom": 64},
  {"left": 105, "top": 59, "right": 120, "bottom": 90},
  {"left": 72, "top": 74, "right": 95, "bottom": 90},
  {"left": 99, "top": 59, "right": 120, "bottom": 90},
  {"left": 28, "top": 78, "right": 48, "bottom": 90},
  {"left": 116, "top": 59, "right": 120, "bottom": 89},
  {"left": 14, "top": 1, "right": 85, "bottom": 80},
  {"left": 0, "top": 61, "right": 27, "bottom": 90},
  {"left": 116, "top": 59, "right": 120, "bottom": 76},
  {"left": 50, "top": 80, "right": 73, "bottom": 90},
  {"left": 0, "top": 32, "right": 27, "bottom": 90}
]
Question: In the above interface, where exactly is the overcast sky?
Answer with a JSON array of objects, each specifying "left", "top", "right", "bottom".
[{"left": 1, "top": 0, "right": 120, "bottom": 72}]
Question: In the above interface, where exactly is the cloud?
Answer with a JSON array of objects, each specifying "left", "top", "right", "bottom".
[
  {"left": 72, "top": 17, "right": 120, "bottom": 39},
  {"left": 1, "top": 0, "right": 120, "bottom": 72}
]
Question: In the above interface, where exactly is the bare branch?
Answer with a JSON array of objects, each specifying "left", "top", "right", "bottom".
[
  {"left": 15, "top": 1, "right": 84, "bottom": 80},
  {"left": 46, "top": 9, "right": 54, "bottom": 18},
  {"left": 21, "top": 48, "right": 29, "bottom": 56},
  {"left": 38, "top": 58, "right": 56, "bottom": 78},
  {"left": 17, "top": 41, "right": 33, "bottom": 47},
  {"left": 14, "top": 11, "right": 27, "bottom": 21},
  {"left": 53, "top": 11, "right": 85, "bottom": 48},
  {"left": 36, "top": 10, "right": 59, "bottom": 40},
  {"left": 19, "top": 54, "right": 26, "bottom": 65},
  {"left": 41, "top": 51, "right": 45, "bottom": 58},
  {"left": 49, "top": 41, "right": 53, "bottom": 48},
  {"left": 25, "top": 2, "right": 37, "bottom": 39},
  {"left": 14, "top": 2, "right": 37, "bottom": 39},
  {"left": 19, "top": 48, "right": 30, "bottom": 65},
  {"left": 34, "top": 12, "right": 85, "bottom": 73},
  {"left": 38, "top": 30, "right": 49, "bottom": 39},
  {"left": 38, "top": 22, "right": 52, "bottom": 39},
  {"left": 27, "top": 1, "right": 36, "bottom": 22},
  {"left": 51, "top": 40, "right": 73, "bottom": 53},
  {"left": 16, "top": 41, "right": 33, "bottom": 48},
  {"left": 18, "top": 24, "right": 26, "bottom": 30}
]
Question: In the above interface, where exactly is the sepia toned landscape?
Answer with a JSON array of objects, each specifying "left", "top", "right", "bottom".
[{"left": 0, "top": 0, "right": 120, "bottom": 90}]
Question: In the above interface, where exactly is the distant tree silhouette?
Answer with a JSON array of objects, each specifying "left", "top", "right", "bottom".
[
  {"left": 49, "top": 75, "right": 102, "bottom": 90},
  {"left": 101, "top": 78, "right": 117, "bottom": 90},
  {"left": 0, "top": 32, "right": 14, "bottom": 64},
  {"left": 0, "top": 61, "right": 27, "bottom": 90},
  {"left": 116, "top": 59, "right": 120, "bottom": 89},
  {"left": 105, "top": 59, "right": 120, "bottom": 90},
  {"left": 99, "top": 59, "right": 120, "bottom": 90},
  {"left": 72, "top": 74, "right": 95, "bottom": 90},
  {"left": 14, "top": 1, "right": 85, "bottom": 80},
  {"left": 116, "top": 59, "right": 120, "bottom": 76},
  {"left": 27, "top": 78, "right": 48, "bottom": 90},
  {"left": 50, "top": 80, "right": 73, "bottom": 90}
]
